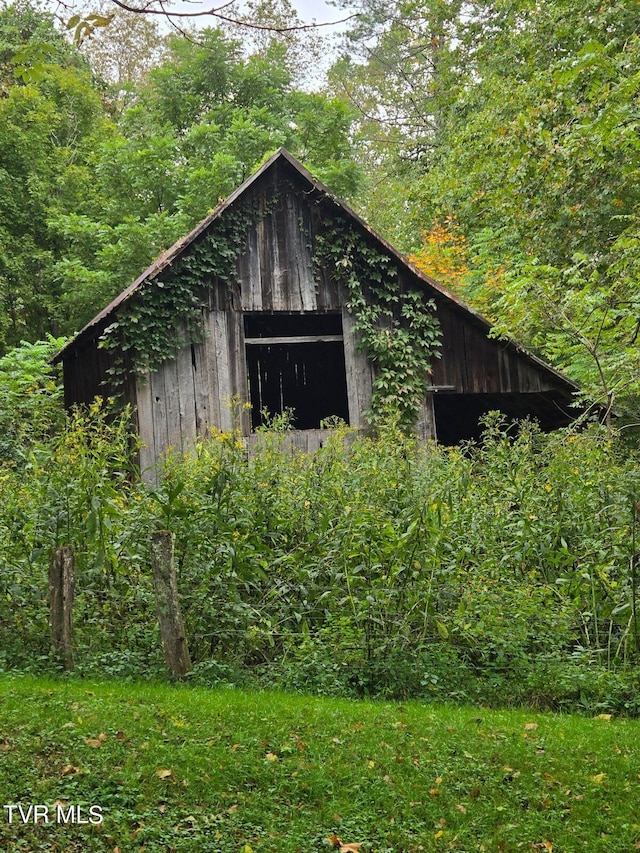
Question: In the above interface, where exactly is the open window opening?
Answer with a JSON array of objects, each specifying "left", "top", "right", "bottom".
[
  {"left": 433, "top": 391, "right": 577, "bottom": 445},
  {"left": 244, "top": 313, "right": 350, "bottom": 431}
]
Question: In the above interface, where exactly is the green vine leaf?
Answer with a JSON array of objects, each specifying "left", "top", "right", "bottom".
[{"left": 314, "top": 212, "right": 441, "bottom": 431}]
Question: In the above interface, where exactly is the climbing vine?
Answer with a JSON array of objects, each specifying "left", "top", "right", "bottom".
[
  {"left": 314, "top": 213, "right": 441, "bottom": 431},
  {"left": 98, "top": 181, "right": 440, "bottom": 432},
  {"left": 99, "top": 191, "right": 280, "bottom": 384}
]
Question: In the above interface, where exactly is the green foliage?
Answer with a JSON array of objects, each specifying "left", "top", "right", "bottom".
[
  {"left": 411, "top": 0, "right": 640, "bottom": 414},
  {"left": 331, "top": 0, "right": 640, "bottom": 417},
  {"left": 99, "top": 190, "right": 280, "bottom": 382},
  {"left": 315, "top": 215, "right": 441, "bottom": 429},
  {"left": 0, "top": 400, "right": 154, "bottom": 671},
  {"left": 0, "top": 336, "right": 66, "bottom": 464},
  {"left": 4, "top": 406, "right": 640, "bottom": 712},
  {"left": 0, "top": 6, "right": 361, "bottom": 346}
]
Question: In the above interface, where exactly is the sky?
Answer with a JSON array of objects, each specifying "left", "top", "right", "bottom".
[
  {"left": 163, "top": 0, "right": 357, "bottom": 37},
  {"left": 291, "top": 0, "right": 353, "bottom": 25}
]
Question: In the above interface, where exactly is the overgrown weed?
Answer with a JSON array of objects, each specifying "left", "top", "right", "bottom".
[{"left": 2, "top": 408, "right": 640, "bottom": 712}]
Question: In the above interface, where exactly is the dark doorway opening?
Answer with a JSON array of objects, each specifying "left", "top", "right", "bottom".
[
  {"left": 433, "top": 391, "right": 577, "bottom": 445},
  {"left": 244, "top": 313, "right": 350, "bottom": 431}
]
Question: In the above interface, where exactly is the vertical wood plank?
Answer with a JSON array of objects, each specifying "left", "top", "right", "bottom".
[
  {"left": 212, "top": 310, "right": 234, "bottom": 432},
  {"left": 416, "top": 393, "right": 437, "bottom": 441},
  {"left": 271, "top": 207, "right": 287, "bottom": 310},
  {"left": 191, "top": 337, "right": 212, "bottom": 437},
  {"left": 150, "top": 366, "right": 169, "bottom": 464},
  {"left": 227, "top": 310, "right": 250, "bottom": 435},
  {"left": 176, "top": 342, "right": 197, "bottom": 454},
  {"left": 241, "top": 224, "right": 263, "bottom": 312},
  {"left": 204, "top": 311, "right": 222, "bottom": 429},
  {"left": 259, "top": 215, "right": 274, "bottom": 311},
  {"left": 287, "top": 193, "right": 316, "bottom": 312},
  {"left": 164, "top": 357, "right": 183, "bottom": 454},
  {"left": 341, "top": 307, "right": 373, "bottom": 428},
  {"left": 136, "top": 374, "right": 157, "bottom": 484}
]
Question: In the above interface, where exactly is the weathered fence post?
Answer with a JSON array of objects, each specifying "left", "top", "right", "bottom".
[
  {"left": 48, "top": 545, "right": 75, "bottom": 671},
  {"left": 150, "top": 531, "right": 192, "bottom": 677}
]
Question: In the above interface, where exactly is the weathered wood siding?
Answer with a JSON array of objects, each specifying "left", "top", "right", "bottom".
[
  {"left": 136, "top": 176, "right": 379, "bottom": 480},
  {"left": 135, "top": 175, "right": 571, "bottom": 481},
  {"left": 62, "top": 331, "right": 134, "bottom": 410},
  {"left": 61, "top": 155, "right": 578, "bottom": 483},
  {"left": 431, "top": 302, "right": 559, "bottom": 395},
  {"left": 245, "top": 428, "right": 359, "bottom": 456}
]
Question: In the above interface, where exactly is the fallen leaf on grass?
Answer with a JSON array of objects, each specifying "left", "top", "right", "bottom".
[
  {"left": 591, "top": 772, "right": 606, "bottom": 784},
  {"left": 290, "top": 733, "right": 307, "bottom": 750},
  {"left": 328, "top": 834, "right": 363, "bottom": 852},
  {"left": 524, "top": 723, "right": 539, "bottom": 731},
  {"left": 155, "top": 768, "right": 175, "bottom": 780},
  {"left": 85, "top": 732, "right": 107, "bottom": 747},
  {"left": 265, "top": 752, "right": 279, "bottom": 762},
  {"left": 61, "top": 764, "right": 82, "bottom": 776},
  {"left": 455, "top": 804, "right": 467, "bottom": 813},
  {"left": 595, "top": 714, "right": 612, "bottom": 721}
]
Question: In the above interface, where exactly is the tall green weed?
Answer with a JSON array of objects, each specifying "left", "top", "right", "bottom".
[{"left": 2, "top": 407, "right": 640, "bottom": 711}]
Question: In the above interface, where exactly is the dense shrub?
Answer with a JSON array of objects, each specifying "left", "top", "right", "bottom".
[{"left": 2, "top": 403, "right": 640, "bottom": 712}]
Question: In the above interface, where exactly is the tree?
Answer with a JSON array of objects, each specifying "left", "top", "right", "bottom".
[
  {"left": 0, "top": 2, "right": 108, "bottom": 349},
  {"left": 327, "top": 0, "right": 465, "bottom": 250},
  {"left": 46, "top": 24, "right": 360, "bottom": 334},
  {"left": 0, "top": 2, "right": 360, "bottom": 344},
  {"left": 53, "top": 0, "right": 357, "bottom": 46},
  {"left": 78, "top": 6, "right": 164, "bottom": 112},
  {"left": 415, "top": 0, "right": 640, "bottom": 416},
  {"left": 330, "top": 0, "right": 640, "bottom": 417}
]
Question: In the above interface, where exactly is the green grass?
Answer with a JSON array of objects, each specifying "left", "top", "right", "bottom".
[{"left": 0, "top": 676, "right": 639, "bottom": 852}]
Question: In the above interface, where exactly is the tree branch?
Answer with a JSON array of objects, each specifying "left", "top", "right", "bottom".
[{"left": 109, "top": 0, "right": 358, "bottom": 32}]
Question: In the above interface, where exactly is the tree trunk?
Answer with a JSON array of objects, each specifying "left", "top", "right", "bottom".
[
  {"left": 48, "top": 545, "right": 75, "bottom": 671},
  {"left": 150, "top": 531, "right": 192, "bottom": 677}
]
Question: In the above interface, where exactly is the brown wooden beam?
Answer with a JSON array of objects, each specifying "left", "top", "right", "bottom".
[{"left": 244, "top": 335, "right": 344, "bottom": 345}]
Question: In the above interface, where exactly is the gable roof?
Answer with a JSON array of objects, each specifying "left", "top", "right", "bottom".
[{"left": 52, "top": 148, "right": 578, "bottom": 395}]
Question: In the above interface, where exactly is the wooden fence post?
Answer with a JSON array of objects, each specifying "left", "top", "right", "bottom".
[
  {"left": 48, "top": 545, "right": 75, "bottom": 671},
  {"left": 150, "top": 531, "right": 192, "bottom": 677}
]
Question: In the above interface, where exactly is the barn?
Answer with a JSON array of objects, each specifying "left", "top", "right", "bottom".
[{"left": 53, "top": 148, "right": 579, "bottom": 480}]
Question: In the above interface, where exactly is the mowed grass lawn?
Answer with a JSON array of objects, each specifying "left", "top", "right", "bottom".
[{"left": 0, "top": 677, "right": 639, "bottom": 852}]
